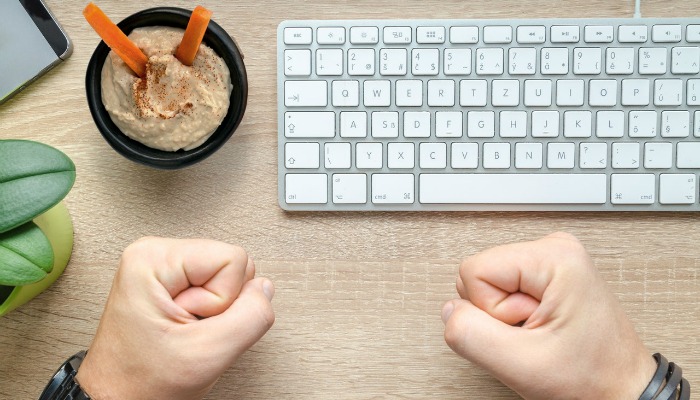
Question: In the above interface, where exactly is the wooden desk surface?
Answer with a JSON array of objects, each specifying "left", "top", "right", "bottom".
[{"left": 1, "top": 0, "right": 699, "bottom": 398}]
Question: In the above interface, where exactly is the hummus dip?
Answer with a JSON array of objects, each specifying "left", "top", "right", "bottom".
[{"left": 101, "top": 27, "right": 232, "bottom": 151}]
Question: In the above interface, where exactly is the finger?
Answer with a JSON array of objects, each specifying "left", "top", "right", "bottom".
[
  {"left": 197, "top": 278, "right": 275, "bottom": 362},
  {"left": 442, "top": 299, "right": 536, "bottom": 376},
  {"left": 456, "top": 276, "right": 467, "bottom": 299},
  {"left": 150, "top": 239, "right": 251, "bottom": 318}
]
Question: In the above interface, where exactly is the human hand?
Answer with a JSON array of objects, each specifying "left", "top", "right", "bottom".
[
  {"left": 75, "top": 237, "right": 275, "bottom": 400},
  {"left": 441, "top": 232, "right": 656, "bottom": 399}
]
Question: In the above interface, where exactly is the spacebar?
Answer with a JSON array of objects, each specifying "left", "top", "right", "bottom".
[{"left": 420, "top": 174, "right": 607, "bottom": 204}]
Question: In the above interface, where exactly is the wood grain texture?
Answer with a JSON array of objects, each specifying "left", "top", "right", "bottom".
[{"left": 0, "top": 0, "right": 698, "bottom": 398}]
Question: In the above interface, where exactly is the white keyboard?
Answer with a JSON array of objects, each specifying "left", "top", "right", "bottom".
[{"left": 277, "top": 19, "right": 700, "bottom": 211}]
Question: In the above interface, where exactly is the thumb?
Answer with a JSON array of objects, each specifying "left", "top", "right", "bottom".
[
  {"left": 442, "top": 299, "right": 536, "bottom": 375},
  {"left": 198, "top": 277, "right": 276, "bottom": 361}
]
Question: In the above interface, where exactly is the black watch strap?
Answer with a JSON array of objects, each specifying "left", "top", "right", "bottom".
[{"left": 39, "top": 351, "right": 91, "bottom": 400}]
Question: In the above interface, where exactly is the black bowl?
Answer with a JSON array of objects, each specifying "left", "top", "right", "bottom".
[{"left": 85, "top": 7, "right": 248, "bottom": 169}]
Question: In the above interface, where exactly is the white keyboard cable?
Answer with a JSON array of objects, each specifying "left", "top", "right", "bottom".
[{"left": 634, "top": 0, "right": 642, "bottom": 18}]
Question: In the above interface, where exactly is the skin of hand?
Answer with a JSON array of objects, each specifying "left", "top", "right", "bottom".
[
  {"left": 75, "top": 237, "right": 275, "bottom": 400},
  {"left": 441, "top": 232, "right": 656, "bottom": 400}
]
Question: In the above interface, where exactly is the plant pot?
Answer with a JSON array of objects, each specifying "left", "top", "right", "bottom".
[{"left": 0, "top": 202, "right": 74, "bottom": 317}]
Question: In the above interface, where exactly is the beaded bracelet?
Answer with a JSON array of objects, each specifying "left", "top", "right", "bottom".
[{"left": 638, "top": 353, "right": 691, "bottom": 400}]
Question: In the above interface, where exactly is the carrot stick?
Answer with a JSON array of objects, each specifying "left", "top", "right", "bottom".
[
  {"left": 83, "top": 2, "right": 148, "bottom": 78},
  {"left": 175, "top": 6, "right": 213, "bottom": 66}
]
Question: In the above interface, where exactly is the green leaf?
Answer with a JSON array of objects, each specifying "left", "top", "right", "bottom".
[
  {"left": 0, "top": 140, "right": 76, "bottom": 233},
  {"left": 0, "top": 221, "right": 54, "bottom": 286}
]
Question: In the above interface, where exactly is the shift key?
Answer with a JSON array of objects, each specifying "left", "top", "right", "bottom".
[{"left": 285, "top": 112, "right": 335, "bottom": 137}]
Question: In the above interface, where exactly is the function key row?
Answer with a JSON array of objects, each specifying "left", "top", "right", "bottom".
[{"left": 284, "top": 25, "right": 700, "bottom": 46}]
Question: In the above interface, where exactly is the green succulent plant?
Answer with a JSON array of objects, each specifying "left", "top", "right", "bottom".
[{"left": 0, "top": 140, "right": 76, "bottom": 308}]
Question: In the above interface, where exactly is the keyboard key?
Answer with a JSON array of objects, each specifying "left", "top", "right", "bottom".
[
  {"left": 475, "top": 48, "right": 504, "bottom": 75},
  {"left": 467, "top": 111, "right": 495, "bottom": 137},
  {"left": 428, "top": 80, "right": 455, "bottom": 106},
  {"left": 419, "top": 143, "right": 447, "bottom": 168},
  {"left": 285, "top": 142, "right": 319, "bottom": 168},
  {"left": 284, "top": 49, "right": 311, "bottom": 76},
  {"left": 450, "top": 26, "right": 479, "bottom": 44},
  {"left": 654, "top": 79, "right": 683, "bottom": 106},
  {"left": 671, "top": 47, "right": 700, "bottom": 74},
  {"left": 551, "top": 25, "right": 580, "bottom": 43},
  {"left": 524, "top": 79, "right": 552, "bottom": 107},
  {"left": 688, "top": 25, "right": 700, "bottom": 42},
  {"left": 579, "top": 143, "right": 608, "bottom": 169},
  {"left": 589, "top": 80, "right": 617, "bottom": 106},
  {"left": 621, "top": 79, "right": 650, "bottom": 106},
  {"left": 639, "top": 48, "right": 667, "bottom": 74},
  {"left": 395, "top": 80, "right": 423, "bottom": 106},
  {"left": 285, "top": 112, "right": 335, "bottom": 138},
  {"left": 515, "top": 142, "right": 543, "bottom": 168},
  {"left": 612, "top": 142, "right": 640, "bottom": 168},
  {"left": 517, "top": 26, "right": 546, "bottom": 44},
  {"left": 285, "top": 174, "right": 327, "bottom": 203},
  {"left": 596, "top": 111, "right": 624, "bottom": 137},
  {"left": 379, "top": 48, "right": 408, "bottom": 75},
  {"left": 350, "top": 26, "right": 379, "bottom": 44},
  {"left": 348, "top": 49, "right": 375, "bottom": 75},
  {"left": 557, "top": 80, "right": 585, "bottom": 106},
  {"left": 435, "top": 111, "right": 463, "bottom": 137},
  {"left": 317, "top": 27, "right": 345, "bottom": 44},
  {"left": 659, "top": 174, "right": 696, "bottom": 204},
  {"left": 325, "top": 143, "right": 351, "bottom": 169},
  {"left": 573, "top": 48, "right": 602, "bottom": 74},
  {"left": 652, "top": 25, "right": 682, "bottom": 42},
  {"left": 412, "top": 49, "right": 440, "bottom": 75},
  {"left": 677, "top": 142, "right": 700, "bottom": 168},
  {"left": 356, "top": 142, "right": 383, "bottom": 168},
  {"left": 284, "top": 81, "right": 327, "bottom": 107},
  {"left": 611, "top": 174, "right": 655, "bottom": 204},
  {"left": 563, "top": 111, "right": 591, "bottom": 137},
  {"left": 532, "top": 111, "right": 559, "bottom": 137},
  {"left": 541, "top": 48, "right": 569, "bottom": 74},
  {"left": 644, "top": 142, "right": 672, "bottom": 169},
  {"left": 618, "top": 25, "right": 648, "bottom": 43},
  {"left": 340, "top": 111, "right": 367, "bottom": 137},
  {"left": 332, "top": 174, "right": 367, "bottom": 203},
  {"left": 483, "top": 26, "right": 513, "bottom": 43},
  {"left": 419, "top": 174, "right": 606, "bottom": 204},
  {"left": 509, "top": 48, "right": 537, "bottom": 75},
  {"left": 688, "top": 80, "right": 700, "bottom": 105},
  {"left": 284, "top": 27, "right": 312, "bottom": 44},
  {"left": 499, "top": 111, "right": 527, "bottom": 137},
  {"left": 606, "top": 47, "right": 634, "bottom": 74},
  {"left": 451, "top": 143, "right": 479, "bottom": 168},
  {"left": 629, "top": 111, "right": 658, "bottom": 137},
  {"left": 387, "top": 143, "right": 415, "bottom": 168},
  {"left": 547, "top": 143, "right": 575, "bottom": 169},
  {"left": 483, "top": 143, "right": 510, "bottom": 168},
  {"left": 316, "top": 49, "right": 343, "bottom": 75},
  {"left": 460, "top": 80, "right": 488, "bottom": 106},
  {"left": 403, "top": 112, "right": 431, "bottom": 137},
  {"left": 696, "top": 111, "right": 700, "bottom": 137},
  {"left": 332, "top": 80, "right": 360, "bottom": 107},
  {"left": 491, "top": 80, "right": 520, "bottom": 106},
  {"left": 584, "top": 25, "right": 614, "bottom": 43},
  {"left": 417, "top": 26, "right": 446, "bottom": 43},
  {"left": 372, "top": 174, "right": 414, "bottom": 203},
  {"left": 383, "top": 26, "right": 411, "bottom": 44},
  {"left": 661, "top": 111, "right": 689, "bottom": 138},
  {"left": 371, "top": 111, "right": 398, "bottom": 137},
  {"left": 444, "top": 49, "right": 472, "bottom": 75},
  {"left": 364, "top": 80, "right": 391, "bottom": 106}
]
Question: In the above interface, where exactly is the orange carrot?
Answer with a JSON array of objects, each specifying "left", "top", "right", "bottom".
[
  {"left": 83, "top": 2, "right": 148, "bottom": 78},
  {"left": 175, "top": 6, "right": 213, "bottom": 66}
]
